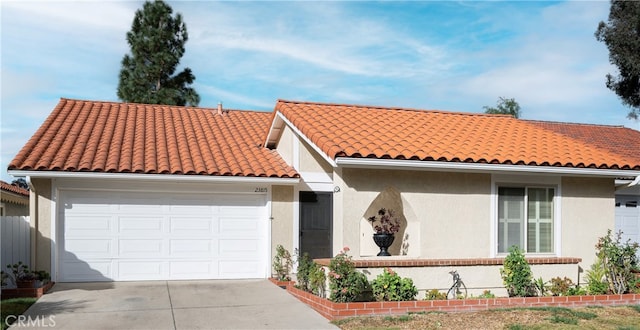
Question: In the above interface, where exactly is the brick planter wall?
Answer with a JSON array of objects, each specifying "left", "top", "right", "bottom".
[
  {"left": 285, "top": 284, "right": 640, "bottom": 321},
  {"left": 1, "top": 282, "right": 55, "bottom": 300}
]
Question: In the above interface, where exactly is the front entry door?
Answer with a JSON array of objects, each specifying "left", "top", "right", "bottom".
[{"left": 300, "top": 191, "right": 332, "bottom": 259}]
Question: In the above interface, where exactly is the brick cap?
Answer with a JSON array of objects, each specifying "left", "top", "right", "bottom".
[{"left": 314, "top": 257, "right": 582, "bottom": 268}]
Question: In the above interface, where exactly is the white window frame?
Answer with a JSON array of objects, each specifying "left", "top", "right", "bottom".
[{"left": 490, "top": 174, "right": 562, "bottom": 257}]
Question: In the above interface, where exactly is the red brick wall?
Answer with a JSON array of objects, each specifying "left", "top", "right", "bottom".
[{"left": 286, "top": 285, "right": 640, "bottom": 321}]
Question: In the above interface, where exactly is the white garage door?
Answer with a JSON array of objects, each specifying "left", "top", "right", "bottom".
[
  {"left": 58, "top": 190, "right": 268, "bottom": 282},
  {"left": 615, "top": 195, "right": 640, "bottom": 259}
]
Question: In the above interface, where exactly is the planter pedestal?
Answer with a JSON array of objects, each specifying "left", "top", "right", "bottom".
[{"left": 373, "top": 234, "right": 395, "bottom": 256}]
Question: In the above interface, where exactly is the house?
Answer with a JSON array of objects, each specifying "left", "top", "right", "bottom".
[
  {"left": 0, "top": 180, "right": 29, "bottom": 216},
  {"left": 8, "top": 98, "right": 640, "bottom": 295}
]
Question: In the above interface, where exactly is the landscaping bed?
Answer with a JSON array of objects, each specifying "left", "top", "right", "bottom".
[
  {"left": 333, "top": 305, "right": 640, "bottom": 330},
  {"left": 282, "top": 281, "right": 640, "bottom": 320},
  {"left": 0, "top": 282, "right": 55, "bottom": 300}
]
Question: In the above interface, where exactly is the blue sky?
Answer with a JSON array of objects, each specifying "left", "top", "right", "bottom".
[{"left": 1, "top": 0, "right": 638, "bottom": 182}]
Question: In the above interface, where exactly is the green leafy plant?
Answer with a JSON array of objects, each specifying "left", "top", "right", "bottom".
[
  {"left": 566, "top": 285, "right": 587, "bottom": 296},
  {"left": 548, "top": 277, "right": 574, "bottom": 296},
  {"left": 424, "top": 289, "right": 447, "bottom": 300},
  {"left": 0, "top": 271, "right": 8, "bottom": 287},
  {"left": 500, "top": 246, "right": 537, "bottom": 297},
  {"left": 272, "top": 245, "right": 293, "bottom": 281},
  {"left": 309, "top": 262, "right": 327, "bottom": 298},
  {"left": 585, "top": 256, "right": 609, "bottom": 295},
  {"left": 596, "top": 229, "right": 639, "bottom": 294},
  {"left": 6, "top": 262, "right": 36, "bottom": 285},
  {"left": 295, "top": 249, "right": 313, "bottom": 292},
  {"left": 473, "top": 290, "right": 496, "bottom": 299},
  {"left": 328, "top": 247, "right": 371, "bottom": 302},
  {"left": 534, "top": 277, "right": 549, "bottom": 296},
  {"left": 371, "top": 267, "right": 417, "bottom": 301}
]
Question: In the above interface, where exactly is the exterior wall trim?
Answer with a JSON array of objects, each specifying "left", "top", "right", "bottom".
[
  {"left": 335, "top": 158, "right": 640, "bottom": 178},
  {"left": 9, "top": 170, "right": 299, "bottom": 184}
]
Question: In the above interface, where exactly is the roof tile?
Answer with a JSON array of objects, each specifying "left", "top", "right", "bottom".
[
  {"left": 9, "top": 99, "right": 298, "bottom": 178},
  {"left": 275, "top": 100, "right": 640, "bottom": 170}
]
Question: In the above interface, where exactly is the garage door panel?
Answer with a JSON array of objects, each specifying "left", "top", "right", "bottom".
[
  {"left": 169, "top": 239, "right": 213, "bottom": 256},
  {"left": 65, "top": 216, "right": 112, "bottom": 235},
  {"left": 170, "top": 217, "right": 215, "bottom": 235},
  {"left": 118, "top": 261, "right": 164, "bottom": 280},
  {"left": 219, "top": 239, "right": 260, "bottom": 257},
  {"left": 170, "top": 261, "right": 215, "bottom": 279},
  {"left": 64, "top": 239, "right": 113, "bottom": 258},
  {"left": 219, "top": 260, "right": 261, "bottom": 278},
  {"left": 119, "top": 217, "right": 163, "bottom": 234},
  {"left": 119, "top": 239, "right": 164, "bottom": 257},
  {"left": 59, "top": 189, "right": 267, "bottom": 282},
  {"left": 60, "top": 260, "right": 113, "bottom": 281},
  {"left": 219, "top": 218, "right": 260, "bottom": 235}
]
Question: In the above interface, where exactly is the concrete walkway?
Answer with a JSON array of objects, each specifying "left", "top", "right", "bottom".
[{"left": 12, "top": 280, "right": 337, "bottom": 329}]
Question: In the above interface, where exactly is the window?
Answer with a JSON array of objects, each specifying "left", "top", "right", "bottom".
[{"left": 498, "top": 186, "right": 554, "bottom": 253}]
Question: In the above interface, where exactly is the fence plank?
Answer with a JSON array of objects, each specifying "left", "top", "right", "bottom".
[{"left": 1, "top": 216, "right": 31, "bottom": 275}]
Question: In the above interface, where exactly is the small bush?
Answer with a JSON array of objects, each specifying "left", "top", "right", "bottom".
[
  {"left": 596, "top": 229, "right": 639, "bottom": 294},
  {"left": 272, "top": 245, "right": 292, "bottom": 281},
  {"left": 549, "top": 277, "right": 574, "bottom": 296},
  {"left": 424, "top": 289, "right": 447, "bottom": 300},
  {"left": 474, "top": 290, "right": 496, "bottom": 299},
  {"left": 500, "top": 246, "right": 537, "bottom": 297},
  {"left": 328, "top": 247, "right": 371, "bottom": 302},
  {"left": 309, "top": 262, "right": 326, "bottom": 298},
  {"left": 371, "top": 267, "right": 417, "bottom": 301},
  {"left": 585, "top": 256, "right": 609, "bottom": 295},
  {"left": 295, "top": 250, "right": 313, "bottom": 292}
]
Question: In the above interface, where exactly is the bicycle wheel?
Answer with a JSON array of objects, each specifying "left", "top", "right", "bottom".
[
  {"left": 446, "top": 285, "right": 456, "bottom": 300},
  {"left": 457, "top": 281, "right": 468, "bottom": 299}
]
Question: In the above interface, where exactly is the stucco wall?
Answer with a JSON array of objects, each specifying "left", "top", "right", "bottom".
[
  {"left": 275, "top": 125, "right": 294, "bottom": 166},
  {"left": 336, "top": 168, "right": 491, "bottom": 258},
  {"left": 30, "top": 178, "right": 52, "bottom": 273},
  {"left": 299, "top": 138, "right": 333, "bottom": 175},
  {"left": 561, "top": 177, "right": 615, "bottom": 270},
  {"left": 271, "top": 185, "right": 294, "bottom": 274}
]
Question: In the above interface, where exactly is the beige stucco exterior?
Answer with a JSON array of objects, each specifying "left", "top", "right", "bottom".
[
  {"left": 29, "top": 178, "right": 53, "bottom": 273},
  {"left": 271, "top": 185, "right": 295, "bottom": 270}
]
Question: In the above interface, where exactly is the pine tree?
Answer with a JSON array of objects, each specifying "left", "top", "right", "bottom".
[
  {"left": 595, "top": 0, "right": 640, "bottom": 120},
  {"left": 117, "top": 0, "right": 200, "bottom": 106}
]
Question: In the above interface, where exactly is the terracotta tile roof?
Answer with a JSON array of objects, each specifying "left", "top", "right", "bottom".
[
  {"left": 0, "top": 180, "right": 29, "bottom": 197},
  {"left": 9, "top": 99, "right": 298, "bottom": 178},
  {"left": 274, "top": 100, "right": 640, "bottom": 170}
]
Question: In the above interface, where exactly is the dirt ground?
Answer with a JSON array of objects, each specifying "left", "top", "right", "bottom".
[{"left": 334, "top": 305, "right": 640, "bottom": 330}]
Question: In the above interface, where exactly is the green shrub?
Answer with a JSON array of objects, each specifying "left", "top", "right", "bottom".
[
  {"left": 309, "top": 262, "right": 327, "bottom": 298},
  {"left": 596, "top": 229, "right": 639, "bottom": 294},
  {"left": 295, "top": 250, "right": 313, "bottom": 292},
  {"left": 371, "top": 267, "right": 417, "bottom": 301},
  {"left": 500, "top": 246, "right": 537, "bottom": 297},
  {"left": 328, "top": 247, "right": 371, "bottom": 302},
  {"left": 475, "top": 290, "right": 496, "bottom": 298},
  {"left": 534, "top": 277, "right": 549, "bottom": 296},
  {"left": 272, "top": 245, "right": 293, "bottom": 281},
  {"left": 585, "top": 256, "right": 609, "bottom": 295},
  {"left": 424, "top": 289, "right": 447, "bottom": 300}
]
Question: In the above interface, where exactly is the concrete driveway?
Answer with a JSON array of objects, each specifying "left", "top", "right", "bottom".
[{"left": 13, "top": 280, "right": 337, "bottom": 329}]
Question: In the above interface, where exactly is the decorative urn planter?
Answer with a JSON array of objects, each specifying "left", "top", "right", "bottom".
[{"left": 373, "top": 233, "right": 395, "bottom": 256}]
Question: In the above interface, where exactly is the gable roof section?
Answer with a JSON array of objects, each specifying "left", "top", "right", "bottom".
[
  {"left": 9, "top": 99, "right": 298, "bottom": 178},
  {"left": 272, "top": 100, "right": 640, "bottom": 171},
  {"left": 0, "top": 180, "right": 29, "bottom": 197}
]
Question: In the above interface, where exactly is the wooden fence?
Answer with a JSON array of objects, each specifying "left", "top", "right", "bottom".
[{"left": 1, "top": 216, "right": 31, "bottom": 274}]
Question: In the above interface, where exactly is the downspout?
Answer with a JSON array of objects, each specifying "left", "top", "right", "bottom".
[{"left": 26, "top": 176, "right": 37, "bottom": 270}]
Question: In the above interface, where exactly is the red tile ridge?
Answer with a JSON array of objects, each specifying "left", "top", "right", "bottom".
[
  {"left": 0, "top": 180, "right": 29, "bottom": 196},
  {"left": 276, "top": 99, "right": 514, "bottom": 118}
]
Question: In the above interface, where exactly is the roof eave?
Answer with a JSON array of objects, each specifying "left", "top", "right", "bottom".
[
  {"left": 7, "top": 170, "right": 300, "bottom": 185},
  {"left": 335, "top": 157, "right": 640, "bottom": 178}
]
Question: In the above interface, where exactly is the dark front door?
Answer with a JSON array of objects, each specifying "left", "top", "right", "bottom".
[{"left": 299, "top": 191, "right": 332, "bottom": 259}]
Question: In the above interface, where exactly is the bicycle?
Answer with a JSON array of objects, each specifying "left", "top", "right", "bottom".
[{"left": 446, "top": 270, "right": 467, "bottom": 300}]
